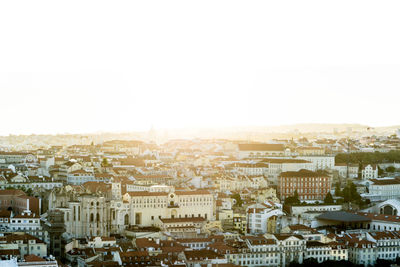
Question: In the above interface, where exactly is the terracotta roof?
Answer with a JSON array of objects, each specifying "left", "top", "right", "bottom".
[
  {"left": 24, "top": 254, "right": 46, "bottom": 262},
  {"left": 175, "top": 190, "right": 211, "bottom": 195},
  {"left": 280, "top": 169, "right": 328, "bottom": 178},
  {"left": 238, "top": 144, "right": 285, "bottom": 151},
  {"left": 14, "top": 213, "right": 40, "bottom": 219},
  {"left": 0, "top": 189, "right": 25, "bottom": 196},
  {"left": 184, "top": 249, "right": 223, "bottom": 260},
  {"left": 160, "top": 217, "right": 206, "bottom": 224},
  {"left": 262, "top": 158, "right": 311, "bottom": 164},
  {"left": 354, "top": 212, "right": 400, "bottom": 223},
  {"left": 369, "top": 231, "right": 400, "bottom": 240},
  {"left": 273, "top": 234, "right": 304, "bottom": 241},
  {"left": 370, "top": 178, "right": 400, "bottom": 185},
  {"left": 127, "top": 191, "right": 168, "bottom": 197}
]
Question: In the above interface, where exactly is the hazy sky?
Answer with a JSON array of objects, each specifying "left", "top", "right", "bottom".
[{"left": 1, "top": 1, "right": 400, "bottom": 135}]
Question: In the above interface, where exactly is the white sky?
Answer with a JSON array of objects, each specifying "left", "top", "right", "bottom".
[{"left": 1, "top": 0, "right": 400, "bottom": 135}]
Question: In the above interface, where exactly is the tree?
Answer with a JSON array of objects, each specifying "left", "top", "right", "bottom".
[
  {"left": 324, "top": 192, "right": 334, "bottom": 204},
  {"left": 101, "top": 158, "right": 109, "bottom": 167},
  {"left": 378, "top": 166, "right": 384, "bottom": 176},
  {"left": 26, "top": 188, "right": 33, "bottom": 196},
  {"left": 231, "top": 193, "right": 243, "bottom": 207},
  {"left": 334, "top": 182, "right": 341, "bottom": 197},
  {"left": 285, "top": 190, "right": 300, "bottom": 205},
  {"left": 386, "top": 166, "right": 396, "bottom": 173}
]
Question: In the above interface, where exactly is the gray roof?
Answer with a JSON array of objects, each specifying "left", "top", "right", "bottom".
[{"left": 317, "top": 211, "right": 371, "bottom": 223}]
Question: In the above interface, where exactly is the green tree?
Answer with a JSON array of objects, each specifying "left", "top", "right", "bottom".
[
  {"left": 231, "top": 193, "right": 243, "bottom": 207},
  {"left": 334, "top": 182, "right": 341, "bottom": 197},
  {"left": 101, "top": 158, "right": 109, "bottom": 167},
  {"left": 324, "top": 192, "right": 334, "bottom": 204},
  {"left": 26, "top": 188, "right": 33, "bottom": 196},
  {"left": 285, "top": 190, "right": 300, "bottom": 205},
  {"left": 386, "top": 166, "right": 396, "bottom": 172},
  {"left": 378, "top": 166, "right": 384, "bottom": 176}
]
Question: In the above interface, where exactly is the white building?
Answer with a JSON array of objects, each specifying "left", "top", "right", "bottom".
[
  {"left": 227, "top": 236, "right": 281, "bottom": 266},
  {"left": 123, "top": 189, "right": 214, "bottom": 227},
  {"left": 8, "top": 211, "right": 48, "bottom": 244},
  {"left": 67, "top": 170, "right": 95, "bottom": 185},
  {"left": 366, "top": 231, "right": 400, "bottom": 261},
  {"left": 363, "top": 178, "right": 400, "bottom": 202},
  {"left": 246, "top": 202, "right": 284, "bottom": 234},
  {"left": 237, "top": 144, "right": 287, "bottom": 159},
  {"left": 304, "top": 241, "right": 348, "bottom": 263},
  {"left": 296, "top": 156, "right": 335, "bottom": 170},
  {"left": 362, "top": 164, "right": 378, "bottom": 180}
]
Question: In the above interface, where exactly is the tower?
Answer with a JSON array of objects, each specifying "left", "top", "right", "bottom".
[{"left": 44, "top": 209, "right": 65, "bottom": 259}]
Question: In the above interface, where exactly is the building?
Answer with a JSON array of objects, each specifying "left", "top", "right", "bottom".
[
  {"left": 334, "top": 163, "right": 359, "bottom": 178},
  {"left": 363, "top": 178, "right": 400, "bottom": 202},
  {"left": 296, "top": 156, "right": 335, "bottom": 170},
  {"left": 237, "top": 144, "right": 287, "bottom": 159},
  {"left": 246, "top": 202, "right": 284, "bottom": 234},
  {"left": 297, "top": 147, "right": 325, "bottom": 156},
  {"left": 278, "top": 169, "right": 332, "bottom": 201},
  {"left": 9, "top": 210, "right": 48, "bottom": 244},
  {"left": 123, "top": 189, "right": 214, "bottom": 227},
  {"left": 304, "top": 241, "right": 348, "bottom": 263},
  {"left": 273, "top": 234, "right": 306, "bottom": 266},
  {"left": 367, "top": 231, "right": 400, "bottom": 262},
  {"left": 362, "top": 164, "right": 378, "bottom": 180},
  {"left": 0, "top": 190, "right": 41, "bottom": 215},
  {"left": 262, "top": 158, "right": 313, "bottom": 185},
  {"left": 66, "top": 170, "right": 95, "bottom": 185},
  {"left": 231, "top": 163, "right": 269, "bottom": 176},
  {"left": 231, "top": 236, "right": 281, "bottom": 266},
  {"left": 0, "top": 233, "right": 48, "bottom": 258},
  {"left": 43, "top": 210, "right": 65, "bottom": 258}
]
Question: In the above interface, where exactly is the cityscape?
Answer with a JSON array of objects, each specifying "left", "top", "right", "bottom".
[
  {"left": 2, "top": 0, "right": 400, "bottom": 266},
  {"left": 1, "top": 127, "right": 400, "bottom": 266}
]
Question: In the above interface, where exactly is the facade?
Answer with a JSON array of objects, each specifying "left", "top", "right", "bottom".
[
  {"left": 362, "top": 164, "right": 378, "bottom": 180},
  {"left": 297, "top": 147, "right": 325, "bottom": 156},
  {"left": 304, "top": 241, "right": 348, "bottom": 263},
  {"left": 367, "top": 231, "right": 400, "bottom": 262},
  {"left": 48, "top": 186, "right": 115, "bottom": 238},
  {"left": 237, "top": 144, "right": 286, "bottom": 159},
  {"left": 0, "top": 190, "right": 41, "bottom": 215},
  {"left": 363, "top": 178, "right": 400, "bottom": 202},
  {"left": 278, "top": 169, "right": 332, "bottom": 201},
  {"left": 43, "top": 210, "right": 65, "bottom": 258},
  {"left": 246, "top": 202, "right": 284, "bottom": 234},
  {"left": 9, "top": 211, "right": 48, "bottom": 244},
  {"left": 263, "top": 158, "right": 313, "bottom": 185},
  {"left": 232, "top": 163, "right": 269, "bottom": 176},
  {"left": 67, "top": 170, "right": 95, "bottom": 185},
  {"left": 124, "top": 190, "right": 214, "bottom": 226},
  {"left": 334, "top": 163, "right": 359, "bottom": 178},
  {"left": 296, "top": 156, "right": 335, "bottom": 170},
  {"left": 228, "top": 236, "right": 281, "bottom": 266},
  {"left": 0, "top": 233, "right": 48, "bottom": 258}
]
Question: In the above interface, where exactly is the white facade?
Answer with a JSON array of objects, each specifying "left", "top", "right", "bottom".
[
  {"left": 124, "top": 190, "right": 214, "bottom": 227},
  {"left": 296, "top": 156, "right": 335, "bottom": 170},
  {"left": 247, "top": 202, "right": 284, "bottom": 234},
  {"left": 362, "top": 164, "right": 378, "bottom": 180},
  {"left": 363, "top": 178, "right": 400, "bottom": 202}
]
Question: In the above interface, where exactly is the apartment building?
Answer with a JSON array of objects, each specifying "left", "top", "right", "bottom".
[
  {"left": 362, "top": 164, "right": 378, "bottom": 180},
  {"left": 279, "top": 169, "right": 332, "bottom": 201}
]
